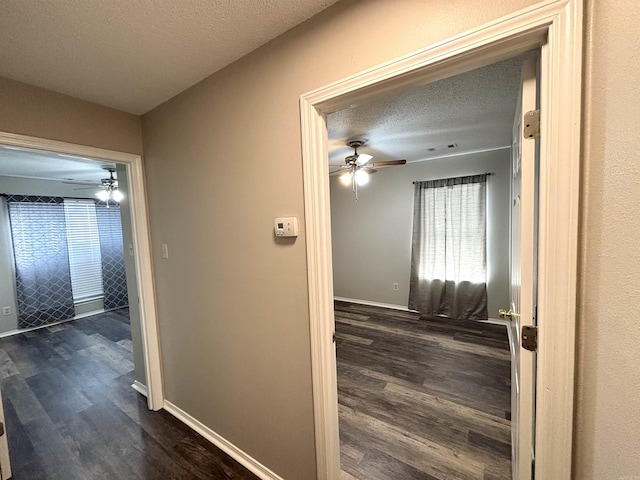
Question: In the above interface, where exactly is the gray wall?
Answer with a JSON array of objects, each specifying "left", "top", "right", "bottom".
[
  {"left": 142, "top": 0, "right": 640, "bottom": 477},
  {"left": 0, "top": 76, "right": 142, "bottom": 155},
  {"left": 330, "top": 149, "right": 510, "bottom": 319},
  {"left": 140, "top": 1, "right": 541, "bottom": 478}
]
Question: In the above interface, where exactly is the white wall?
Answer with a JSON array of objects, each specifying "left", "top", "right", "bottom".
[{"left": 330, "top": 149, "right": 510, "bottom": 318}]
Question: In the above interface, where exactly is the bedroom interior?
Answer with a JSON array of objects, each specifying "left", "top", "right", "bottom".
[{"left": 327, "top": 53, "right": 530, "bottom": 479}]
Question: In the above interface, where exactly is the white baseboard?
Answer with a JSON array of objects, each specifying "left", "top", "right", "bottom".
[
  {"left": 74, "top": 308, "right": 106, "bottom": 319},
  {"left": 334, "top": 296, "right": 417, "bottom": 313},
  {"left": 163, "top": 400, "right": 284, "bottom": 480},
  {"left": 0, "top": 307, "right": 110, "bottom": 339},
  {"left": 482, "top": 317, "right": 509, "bottom": 326},
  {"left": 131, "top": 380, "right": 148, "bottom": 397}
]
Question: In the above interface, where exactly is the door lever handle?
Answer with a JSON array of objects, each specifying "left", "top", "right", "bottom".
[{"left": 499, "top": 308, "right": 521, "bottom": 320}]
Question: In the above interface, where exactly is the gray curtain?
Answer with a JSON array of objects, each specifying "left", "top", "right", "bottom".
[
  {"left": 408, "top": 175, "right": 488, "bottom": 320},
  {"left": 6, "top": 195, "right": 75, "bottom": 328},
  {"left": 95, "top": 202, "right": 129, "bottom": 310}
]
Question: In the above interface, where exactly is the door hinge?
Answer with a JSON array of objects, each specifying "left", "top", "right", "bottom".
[
  {"left": 522, "top": 325, "right": 538, "bottom": 352},
  {"left": 523, "top": 109, "right": 540, "bottom": 139},
  {"left": 332, "top": 332, "right": 336, "bottom": 343}
]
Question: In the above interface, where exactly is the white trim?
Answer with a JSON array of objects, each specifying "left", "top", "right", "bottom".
[
  {"left": 131, "top": 380, "right": 148, "bottom": 397},
  {"left": 0, "top": 308, "right": 107, "bottom": 339},
  {"left": 163, "top": 400, "right": 284, "bottom": 480},
  {"left": 300, "top": 1, "right": 582, "bottom": 478},
  {"left": 333, "top": 296, "right": 416, "bottom": 313},
  {"left": 73, "top": 308, "right": 106, "bottom": 320},
  {"left": 482, "top": 317, "right": 511, "bottom": 327},
  {"left": 0, "top": 131, "right": 165, "bottom": 411}
]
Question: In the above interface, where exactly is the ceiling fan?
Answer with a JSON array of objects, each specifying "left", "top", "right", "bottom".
[
  {"left": 64, "top": 167, "right": 123, "bottom": 206},
  {"left": 332, "top": 140, "right": 406, "bottom": 199}
]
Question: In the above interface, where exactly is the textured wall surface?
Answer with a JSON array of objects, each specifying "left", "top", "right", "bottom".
[
  {"left": 0, "top": 76, "right": 142, "bottom": 154},
  {"left": 330, "top": 149, "right": 511, "bottom": 319},
  {"left": 141, "top": 1, "right": 541, "bottom": 478},
  {"left": 573, "top": 0, "right": 640, "bottom": 478}
]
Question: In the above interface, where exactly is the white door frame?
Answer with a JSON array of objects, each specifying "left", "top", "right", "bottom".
[
  {"left": 300, "top": 0, "right": 582, "bottom": 478},
  {"left": 0, "top": 131, "right": 164, "bottom": 411}
]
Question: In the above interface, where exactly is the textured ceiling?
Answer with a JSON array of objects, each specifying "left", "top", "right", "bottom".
[
  {"left": 0, "top": 146, "right": 115, "bottom": 184},
  {"left": 0, "top": 0, "right": 340, "bottom": 114},
  {"left": 327, "top": 55, "right": 529, "bottom": 172}
]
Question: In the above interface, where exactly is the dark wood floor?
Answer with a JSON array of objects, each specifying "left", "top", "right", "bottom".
[
  {"left": 335, "top": 301, "right": 512, "bottom": 480},
  {"left": 0, "top": 309, "right": 259, "bottom": 480}
]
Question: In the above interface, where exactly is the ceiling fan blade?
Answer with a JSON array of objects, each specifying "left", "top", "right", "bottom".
[
  {"left": 329, "top": 165, "right": 351, "bottom": 176},
  {"left": 62, "top": 180, "right": 98, "bottom": 186},
  {"left": 73, "top": 186, "right": 100, "bottom": 190},
  {"left": 356, "top": 153, "right": 373, "bottom": 165},
  {"left": 360, "top": 167, "right": 378, "bottom": 174},
  {"left": 371, "top": 159, "right": 407, "bottom": 167}
]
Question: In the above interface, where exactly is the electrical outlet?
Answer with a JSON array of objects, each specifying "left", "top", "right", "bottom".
[
  {"left": 393, "top": 283, "right": 399, "bottom": 291},
  {"left": 161, "top": 243, "right": 169, "bottom": 259},
  {"left": 2, "top": 306, "right": 11, "bottom": 316}
]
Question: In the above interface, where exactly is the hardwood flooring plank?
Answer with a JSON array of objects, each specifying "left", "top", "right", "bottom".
[
  {"left": 335, "top": 332, "right": 374, "bottom": 345},
  {"left": 1, "top": 374, "right": 48, "bottom": 425},
  {"left": 0, "top": 348, "right": 20, "bottom": 380},
  {"left": 22, "top": 414, "right": 92, "bottom": 480},
  {"left": 0, "top": 309, "right": 260, "bottom": 480},
  {"left": 336, "top": 315, "right": 510, "bottom": 361},
  {"left": 2, "top": 397, "right": 47, "bottom": 480},
  {"left": 335, "top": 301, "right": 512, "bottom": 480},
  {"left": 358, "top": 447, "right": 440, "bottom": 480},
  {"left": 339, "top": 403, "right": 486, "bottom": 479}
]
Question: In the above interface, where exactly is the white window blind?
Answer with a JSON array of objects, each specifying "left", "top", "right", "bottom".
[{"left": 64, "top": 200, "right": 103, "bottom": 302}]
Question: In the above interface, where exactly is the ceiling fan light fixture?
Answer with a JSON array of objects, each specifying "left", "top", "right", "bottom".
[
  {"left": 339, "top": 171, "right": 353, "bottom": 186},
  {"left": 95, "top": 190, "right": 110, "bottom": 202},
  {"left": 354, "top": 170, "right": 369, "bottom": 186},
  {"left": 111, "top": 189, "right": 124, "bottom": 202}
]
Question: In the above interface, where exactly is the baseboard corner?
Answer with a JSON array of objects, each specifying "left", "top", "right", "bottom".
[
  {"left": 163, "top": 400, "right": 284, "bottom": 480},
  {"left": 131, "top": 380, "right": 148, "bottom": 397}
]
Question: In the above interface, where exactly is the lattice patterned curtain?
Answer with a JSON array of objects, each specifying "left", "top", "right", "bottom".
[
  {"left": 95, "top": 202, "right": 129, "bottom": 310},
  {"left": 6, "top": 195, "right": 75, "bottom": 328}
]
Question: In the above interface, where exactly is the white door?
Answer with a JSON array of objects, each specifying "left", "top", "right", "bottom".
[
  {"left": 0, "top": 391, "right": 11, "bottom": 479},
  {"left": 508, "top": 57, "right": 538, "bottom": 480}
]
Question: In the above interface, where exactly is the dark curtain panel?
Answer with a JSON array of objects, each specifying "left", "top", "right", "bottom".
[
  {"left": 95, "top": 202, "right": 128, "bottom": 310},
  {"left": 6, "top": 195, "right": 75, "bottom": 328},
  {"left": 408, "top": 175, "right": 488, "bottom": 320}
]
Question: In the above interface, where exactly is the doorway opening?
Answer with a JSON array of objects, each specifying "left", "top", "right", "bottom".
[
  {"left": 300, "top": 1, "right": 582, "bottom": 479},
  {"left": 326, "top": 53, "right": 534, "bottom": 479},
  {"left": 0, "top": 132, "right": 163, "bottom": 411}
]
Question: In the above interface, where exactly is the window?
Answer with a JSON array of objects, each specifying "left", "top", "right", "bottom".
[
  {"left": 64, "top": 199, "right": 104, "bottom": 302},
  {"left": 409, "top": 174, "right": 488, "bottom": 320}
]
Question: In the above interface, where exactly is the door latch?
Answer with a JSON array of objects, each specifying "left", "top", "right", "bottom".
[{"left": 498, "top": 308, "right": 520, "bottom": 321}]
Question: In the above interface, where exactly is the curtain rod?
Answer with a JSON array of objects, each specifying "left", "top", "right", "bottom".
[
  {"left": 412, "top": 172, "right": 493, "bottom": 184},
  {"left": 0, "top": 193, "right": 99, "bottom": 201}
]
